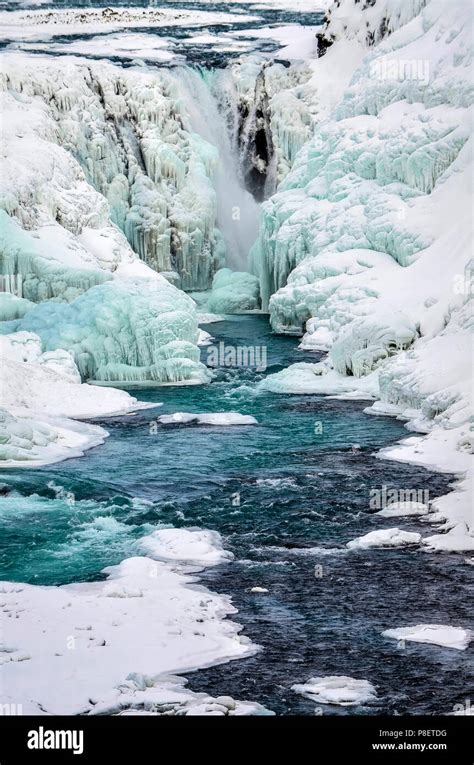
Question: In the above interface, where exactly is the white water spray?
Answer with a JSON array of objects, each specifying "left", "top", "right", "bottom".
[{"left": 162, "top": 67, "right": 261, "bottom": 271}]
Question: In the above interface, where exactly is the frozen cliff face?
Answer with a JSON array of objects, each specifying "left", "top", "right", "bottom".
[
  {"left": 316, "top": 0, "right": 429, "bottom": 55},
  {"left": 2, "top": 276, "right": 210, "bottom": 385},
  {"left": 252, "top": 0, "right": 473, "bottom": 333},
  {"left": 255, "top": 0, "right": 472, "bottom": 545},
  {"left": 0, "top": 81, "right": 143, "bottom": 303},
  {"left": 0, "top": 54, "right": 225, "bottom": 291},
  {"left": 219, "top": 57, "right": 317, "bottom": 198}
]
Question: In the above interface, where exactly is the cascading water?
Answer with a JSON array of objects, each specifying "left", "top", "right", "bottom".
[{"left": 164, "top": 66, "right": 262, "bottom": 272}]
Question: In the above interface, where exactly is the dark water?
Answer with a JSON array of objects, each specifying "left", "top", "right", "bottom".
[{"left": 0, "top": 315, "right": 472, "bottom": 715}]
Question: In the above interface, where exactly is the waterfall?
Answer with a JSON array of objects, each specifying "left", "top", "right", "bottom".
[{"left": 162, "top": 66, "right": 261, "bottom": 273}]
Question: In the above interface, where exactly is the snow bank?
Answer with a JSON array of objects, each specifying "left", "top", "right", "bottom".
[
  {"left": 347, "top": 528, "right": 422, "bottom": 550},
  {"left": 0, "top": 330, "right": 158, "bottom": 467},
  {"left": 292, "top": 676, "right": 377, "bottom": 706},
  {"left": 0, "top": 332, "right": 157, "bottom": 418},
  {"left": 0, "top": 530, "right": 261, "bottom": 715},
  {"left": 382, "top": 624, "right": 472, "bottom": 651},
  {"left": 259, "top": 361, "right": 378, "bottom": 398},
  {"left": 0, "top": 408, "right": 108, "bottom": 468}
]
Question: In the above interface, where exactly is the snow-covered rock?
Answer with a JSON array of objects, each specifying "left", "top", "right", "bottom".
[{"left": 347, "top": 528, "right": 422, "bottom": 549}]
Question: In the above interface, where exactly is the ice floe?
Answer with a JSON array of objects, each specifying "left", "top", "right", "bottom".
[
  {"left": 382, "top": 624, "right": 472, "bottom": 651},
  {"left": 157, "top": 412, "right": 258, "bottom": 426},
  {"left": 292, "top": 675, "right": 377, "bottom": 706}
]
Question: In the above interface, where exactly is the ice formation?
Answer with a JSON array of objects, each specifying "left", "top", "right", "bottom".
[
  {"left": 292, "top": 676, "right": 377, "bottom": 706},
  {"left": 0, "top": 407, "right": 109, "bottom": 468},
  {"left": 0, "top": 54, "right": 227, "bottom": 291},
  {"left": 0, "top": 330, "right": 156, "bottom": 466},
  {"left": 156, "top": 412, "right": 258, "bottom": 426},
  {"left": 253, "top": 0, "right": 473, "bottom": 550},
  {"left": 140, "top": 528, "right": 234, "bottom": 567},
  {"left": 346, "top": 528, "right": 422, "bottom": 550},
  {"left": 382, "top": 624, "right": 472, "bottom": 650},
  {"left": 207, "top": 268, "right": 260, "bottom": 314},
  {"left": 0, "top": 52, "right": 217, "bottom": 453},
  {"left": 2, "top": 278, "right": 210, "bottom": 385}
]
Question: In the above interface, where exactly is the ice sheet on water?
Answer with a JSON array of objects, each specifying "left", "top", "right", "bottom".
[
  {"left": 382, "top": 624, "right": 472, "bottom": 651},
  {"left": 292, "top": 675, "right": 377, "bottom": 706}
]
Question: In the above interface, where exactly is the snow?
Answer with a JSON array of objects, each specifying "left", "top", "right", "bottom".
[
  {"left": 140, "top": 528, "right": 234, "bottom": 567},
  {"left": 347, "top": 528, "right": 422, "bottom": 550},
  {"left": 260, "top": 361, "right": 378, "bottom": 399},
  {"left": 292, "top": 676, "right": 377, "bottom": 706},
  {"left": 0, "top": 408, "right": 109, "bottom": 469},
  {"left": 0, "top": 528, "right": 267, "bottom": 715},
  {"left": 230, "top": 24, "right": 320, "bottom": 61},
  {"left": 376, "top": 501, "right": 429, "bottom": 518},
  {"left": 0, "top": 330, "right": 157, "bottom": 467},
  {"left": 88, "top": 674, "right": 272, "bottom": 716},
  {"left": 156, "top": 412, "right": 258, "bottom": 426},
  {"left": 0, "top": 356, "right": 154, "bottom": 420},
  {"left": 13, "top": 33, "right": 177, "bottom": 64},
  {"left": 382, "top": 624, "right": 472, "bottom": 651}
]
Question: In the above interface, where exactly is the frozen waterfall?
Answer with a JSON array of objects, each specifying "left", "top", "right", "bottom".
[{"left": 162, "top": 67, "right": 261, "bottom": 272}]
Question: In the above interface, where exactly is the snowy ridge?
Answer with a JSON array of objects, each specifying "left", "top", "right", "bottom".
[
  {"left": 254, "top": 0, "right": 473, "bottom": 550},
  {"left": 316, "top": 0, "right": 429, "bottom": 52}
]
